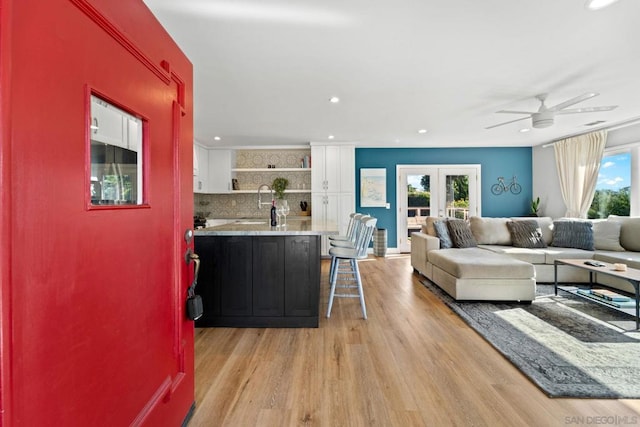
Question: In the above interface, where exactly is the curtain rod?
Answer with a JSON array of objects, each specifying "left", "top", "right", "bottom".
[{"left": 541, "top": 116, "right": 640, "bottom": 148}]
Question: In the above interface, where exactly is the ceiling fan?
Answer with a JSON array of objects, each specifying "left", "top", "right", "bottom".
[{"left": 485, "top": 92, "right": 618, "bottom": 130}]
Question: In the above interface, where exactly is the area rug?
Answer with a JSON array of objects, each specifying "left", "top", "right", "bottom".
[{"left": 420, "top": 280, "right": 640, "bottom": 398}]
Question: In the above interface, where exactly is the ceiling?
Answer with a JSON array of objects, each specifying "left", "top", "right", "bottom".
[{"left": 142, "top": 0, "right": 640, "bottom": 148}]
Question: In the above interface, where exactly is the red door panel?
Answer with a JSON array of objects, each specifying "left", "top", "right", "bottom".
[{"left": 1, "top": 0, "right": 194, "bottom": 425}]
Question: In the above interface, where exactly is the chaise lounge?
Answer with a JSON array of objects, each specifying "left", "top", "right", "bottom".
[{"left": 411, "top": 215, "right": 640, "bottom": 302}]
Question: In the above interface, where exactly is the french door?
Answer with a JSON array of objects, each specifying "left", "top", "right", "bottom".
[{"left": 397, "top": 165, "right": 481, "bottom": 252}]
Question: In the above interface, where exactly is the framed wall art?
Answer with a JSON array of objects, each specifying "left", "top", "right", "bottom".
[{"left": 360, "top": 168, "right": 387, "bottom": 207}]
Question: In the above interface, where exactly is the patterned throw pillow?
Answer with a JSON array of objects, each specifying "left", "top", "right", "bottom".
[
  {"left": 446, "top": 219, "right": 477, "bottom": 248},
  {"left": 433, "top": 220, "right": 453, "bottom": 249},
  {"left": 506, "top": 220, "right": 547, "bottom": 248},
  {"left": 551, "top": 220, "right": 594, "bottom": 251}
]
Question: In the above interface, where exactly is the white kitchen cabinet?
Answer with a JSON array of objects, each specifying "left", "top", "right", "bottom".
[
  {"left": 193, "top": 144, "right": 209, "bottom": 193},
  {"left": 311, "top": 145, "right": 354, "bottom": 193},
  {"left": 90, "top": 96, "right": 142, "bottom": 153},
  {"left": 90, "top": 96, "right": 126, "bottom": 148},
  {"left": 312, "top": 192, "right": 355, "bottom": 255},
  {"left": 193, "top": 145, "right": 199, "bottom": 176},
  {"left": 311, "top": 144, "right": 355, "bottom": 255},
  {"left": 126, "top": 116, "right": 141, "bottom": 153},
  {"left": 208, "top": 149, "right": 234, "bottom": 193}
]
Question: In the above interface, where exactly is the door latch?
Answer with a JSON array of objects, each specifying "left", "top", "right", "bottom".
[{"left": 185, "top": 230, "right": 203, "bottom": 321}]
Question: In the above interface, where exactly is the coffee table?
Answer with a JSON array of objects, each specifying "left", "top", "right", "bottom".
[{"left": 554, "top": 259, "right": 640, "bottom": 329}]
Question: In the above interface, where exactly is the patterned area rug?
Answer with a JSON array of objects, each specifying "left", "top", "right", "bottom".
[{"left": 420, "top": 281, "right": 640, "bottom": 398}]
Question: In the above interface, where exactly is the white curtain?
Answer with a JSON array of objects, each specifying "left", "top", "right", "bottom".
[{"left": 554, "top": 130, "right": 607, "bottom": 218}]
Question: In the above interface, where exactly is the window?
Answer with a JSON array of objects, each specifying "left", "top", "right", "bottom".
[
  {"left": 588, "top": 151, "right": 631, "bottom": 218},
  {"left": 89, "top": 95, "right": 143, "bottom": 206}
]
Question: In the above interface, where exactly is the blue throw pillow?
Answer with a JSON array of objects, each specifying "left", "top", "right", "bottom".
[
  {"left": 551, "top": 220, "right": 594, "bottom": 250},
  {"left": 433, "top": 220, "right": 453, "bottom": 249}
]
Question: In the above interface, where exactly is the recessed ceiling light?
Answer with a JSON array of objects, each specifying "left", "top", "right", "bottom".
[
  {"left": 328, "top": 135, "right": 335, "bottom": 140},
  {"left": 417, "top": 129, "right": 427, "bottom": 134},
  {"left": 214, "top": 136, "right": 221, "bottom": 141},
  {"left": 585, "top": 0, "right": 619, "bottom": 10},
  {"left": 519, "top": 128, "right": 530, "bottom": 133},
  {"left": 329, "top": 96, "right": 340, "bottom": 103}
]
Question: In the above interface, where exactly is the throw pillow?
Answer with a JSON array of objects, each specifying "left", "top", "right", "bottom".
[
  {"left": 608, "top": 216, "right": 640, "bottom": 252},
  {"left": 425, "top": 217, "right": 440, "bottom": 237},
  {"left": 506, "top": 220, "right": 547, "bottom": 248},
  {"left": 433, "top": 220, "right": 453, "bottom": 249},
  {"left": 511, "top": 216, "right": 553, "bottom": 245},
  {"left": 447, "top": 219, "right": 477, "bottom": 248},
  {"left": 469, "top": 216, "right": 511, "bottom": 245},
  {"left": 550, "top": 220, "right": 594, "bottom": 251},
  {"left": 593, "top": 220, "right": 625, "bottom": 251}
]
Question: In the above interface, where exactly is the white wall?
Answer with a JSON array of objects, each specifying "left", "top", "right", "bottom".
[
  {"left": 532, "top": 123, "right": 640, "bottom": 219},
  {"left": 532, "top": 144, "right": 564, "bottom": 218}
]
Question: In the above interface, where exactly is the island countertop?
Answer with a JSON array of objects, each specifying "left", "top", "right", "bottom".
[{"left": 194, "top": 218, "right": 338, "bottom": 236}]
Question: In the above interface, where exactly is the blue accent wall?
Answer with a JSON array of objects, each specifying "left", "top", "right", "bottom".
[{"left": 355, "top": 147, "right": 533, "bottom": 248}]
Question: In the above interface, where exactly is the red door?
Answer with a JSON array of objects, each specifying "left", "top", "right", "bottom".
[{"left": 1, "top": 0, "right": 195, "bottom": 425}]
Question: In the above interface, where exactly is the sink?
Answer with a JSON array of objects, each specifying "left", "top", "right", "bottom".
[{"left": 235, "top": 220, "right": 267, "bottom": 225}]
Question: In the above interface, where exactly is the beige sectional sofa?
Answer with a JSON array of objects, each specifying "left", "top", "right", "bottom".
[{"left": 411, "top": 215, "right": 640, "bottom": 302}]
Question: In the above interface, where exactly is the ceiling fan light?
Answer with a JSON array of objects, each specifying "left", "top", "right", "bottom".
[
  {"left": 532, "top": 112, "right": 554, "bottom": 128},
  {"left": 585, "top": 0, "right": 619, "bottom": 11}
]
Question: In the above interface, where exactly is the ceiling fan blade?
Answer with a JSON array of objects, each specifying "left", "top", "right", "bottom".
[
  {"left": 495, "top": 110, "right": 536, "bottom": 115},
  {"left": 548, "top": 92, "right": 599, "bottom": 112},
  {"left": 485, "top": 116, "right": 530, "bottom": 129},
  {"left": 555, "top": 105, "right": 618, "bottom": 114}
]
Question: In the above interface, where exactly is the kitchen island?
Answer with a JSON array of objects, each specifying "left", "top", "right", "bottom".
[{"left": 194, "top": 218, "right": 337, "bottom": 327}]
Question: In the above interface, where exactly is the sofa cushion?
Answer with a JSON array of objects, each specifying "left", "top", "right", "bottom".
[
  {"left": 479, "top": 245, "right": 546, "bottom": 264},
  {"left": 429, "top": 248, "right": 534, "bottom": 279},
  {"left": 542, "top": 247, "right": 595, "bottom": 265},
  {"left": 447, "top": 219, "right": 477, "bottom": 248},
  {"left": 593, "top": 220, "right": 625, "bottom": 251},
  {"left": 469, "top": 216, "right": 511, "bottom": 245},
  {"left": 550, "top": 220, "right": 594, "bottom": 251},
  {"left": 608, "top": 216, "right": 640, "bottom": 252},
  {"left": 594, "top": 251, "right": 640, "bottom": 270},
  {"left": 506, "top": 220, "right": 547, "bottom": 248},
  {"left": 433, "top": 220, "right": 453, "bottom": 249}
]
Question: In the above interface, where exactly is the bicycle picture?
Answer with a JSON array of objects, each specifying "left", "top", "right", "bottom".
[{"left": 491, "top": 176, "right": 522, "bottom": 195}]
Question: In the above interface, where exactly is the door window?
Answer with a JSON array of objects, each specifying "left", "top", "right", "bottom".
[{"left": 89, "top": 95, "right": 143, "bottom": 206}]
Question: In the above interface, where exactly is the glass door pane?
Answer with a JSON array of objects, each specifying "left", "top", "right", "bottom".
[
  {"left": 398, "top": 167, "right": 437, "bottom": 253},
  {"left": 439, "top": 168, "right": 478, "bottom": 220},
  {"left": 407, "top": 173, "right": 432, "bottom": 235}
]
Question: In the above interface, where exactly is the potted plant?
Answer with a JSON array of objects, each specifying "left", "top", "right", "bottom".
[
  {"left": 530, "top": 196, "right": 540, "bottom": 216},
  {"left": 272, "top": 177, "right": 289, "bottom": 199}
]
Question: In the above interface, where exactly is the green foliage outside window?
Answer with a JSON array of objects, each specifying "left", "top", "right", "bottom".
[{"left": 588, "top": 187, "right": 630, "bottom": 219}]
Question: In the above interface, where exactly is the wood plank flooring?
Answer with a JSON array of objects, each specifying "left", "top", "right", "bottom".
[{"left": 189, "top": 254, "right": 640, "bottom": 426}]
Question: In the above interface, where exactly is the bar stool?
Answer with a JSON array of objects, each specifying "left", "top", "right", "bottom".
[
  {"left": 329, "top": 213, "right": 362, "bottom": 244},
  {"left": 328, "top": 213, "right": 363, "bottom": 281},
  {"left": 326, "top": 216, "right": 377, "bottom": 320}
]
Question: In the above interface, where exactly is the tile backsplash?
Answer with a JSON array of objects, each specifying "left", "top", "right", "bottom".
[
  {"left": 194, "top": 148, "right": 311, "bottom": 219},
  {"left": 195, "top": 193, "right": 310, "bottom": 218}
]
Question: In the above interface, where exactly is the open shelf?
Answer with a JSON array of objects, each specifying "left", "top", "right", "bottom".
[
  {"left": 232, "top": 168, "right": 311, "bottom": 172},
  {"left": 231, "top": 189, "right": 311, "bottom": 194}
]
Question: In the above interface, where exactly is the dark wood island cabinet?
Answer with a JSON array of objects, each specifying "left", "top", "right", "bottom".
[{"left": 194, "top": 219, "right": 335, "bottom": 327}]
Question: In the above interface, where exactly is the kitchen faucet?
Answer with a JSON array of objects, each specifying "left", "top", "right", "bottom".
[{"left": 257, "top": 184, "right": 274, "bottom": 209}]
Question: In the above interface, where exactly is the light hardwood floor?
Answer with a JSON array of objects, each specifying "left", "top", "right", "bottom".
[{"left": 190, "top": 254, "right": 640, "bottom": 426}]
